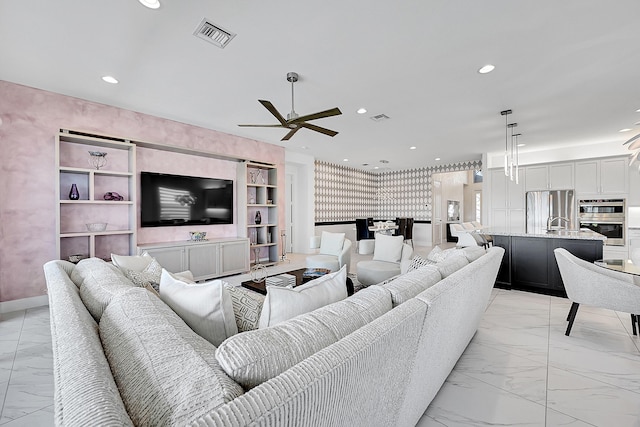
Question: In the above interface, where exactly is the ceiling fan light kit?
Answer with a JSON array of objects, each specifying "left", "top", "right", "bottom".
[{"left": 239, "top": 72, "right": 342, "bottom": 141}]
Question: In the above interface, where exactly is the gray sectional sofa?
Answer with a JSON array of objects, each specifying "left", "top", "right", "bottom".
[{"left": 43, "top": 246, "right": 504, "bottom": 426}]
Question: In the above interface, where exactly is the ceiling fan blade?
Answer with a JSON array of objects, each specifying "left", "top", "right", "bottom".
[
  {"left": 627, "top": 134, "right": 640, "bottom": 150},
  {"left": 258, "top": 100, "right": 287, "bottom": 126},
  {"left": 238, "top": 124, "right": 285, "bottom": 128},
  {"left": 299, "top": 122, "right": 338, "bottom": 137},
  {"left": 281, "top": 127, "right": 301, "bottom": 141},
  {"left": 290, "top": 107, "right": 342, "bottom": 124}
]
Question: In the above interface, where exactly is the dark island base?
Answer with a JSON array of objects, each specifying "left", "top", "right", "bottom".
[{"left": 491, "top": 235, "right": 604, "bottom": 297}]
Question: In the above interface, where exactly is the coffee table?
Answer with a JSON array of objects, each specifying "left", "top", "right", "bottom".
[{"left": 241, "top": 268, "right": 331, "bottom": 295}]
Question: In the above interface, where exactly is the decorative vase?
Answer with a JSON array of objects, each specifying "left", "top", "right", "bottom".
[
  {"left": 255, "top": 211, "right": 262, "bottom": 224},
  {"left": 69, "top": 184, "right": 80, "bottom": 200}
]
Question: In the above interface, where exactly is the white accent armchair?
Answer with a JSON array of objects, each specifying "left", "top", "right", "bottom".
[
  {"left": 554, "top": 248, "right": 640, "bottom": 336},
  {"left": 356, "top": 234, "right": 413, "bottom": 286},
  {"left": 306, "top": 231, "right": 352, "bottom": 275}
]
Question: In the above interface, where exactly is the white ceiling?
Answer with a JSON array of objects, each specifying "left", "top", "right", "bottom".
[{"left": 1, "top": 0, "right": 639, "bottom": 171}]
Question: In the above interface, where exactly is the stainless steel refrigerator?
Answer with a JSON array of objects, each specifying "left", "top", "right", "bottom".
[{"left": 526, "top": 190, "right": 576, "bottom": 232}]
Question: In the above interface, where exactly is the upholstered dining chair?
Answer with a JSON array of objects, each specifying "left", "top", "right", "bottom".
[
  {"left": 404, "top": 217, "right": 414, "bottom": 247},
  {"left": 554, "top": 248, "right": 640, "bottom": 336}
]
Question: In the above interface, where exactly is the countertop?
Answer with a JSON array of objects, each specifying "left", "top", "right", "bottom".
[{"left": 486, "top": 229, "right": 606, "bottom": 241}]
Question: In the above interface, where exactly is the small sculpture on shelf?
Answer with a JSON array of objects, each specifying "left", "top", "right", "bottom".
[
  {"left": 103, "top": 191, "right": 124, "bottom": 201},
  {"left": 255, "top": 211, "right": 262, "bottom": 224},
  {"left": 69, "top": 183, "right": 80, "bottom": 200},
  {"left": 88, "top": 151, "right": 108, "bottom": 170}
]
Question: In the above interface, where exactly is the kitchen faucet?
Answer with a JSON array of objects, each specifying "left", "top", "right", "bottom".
[{"left": 547, "top": 216, "right": 571, "bottom": 230}]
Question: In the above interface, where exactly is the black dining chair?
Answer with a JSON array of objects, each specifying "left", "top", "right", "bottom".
[
  {"left": 355, "top": 218, "right": 375, "bottom": 252},
  {"left": 394, "top": 217, "right": 407, "bottom": 238},
  {"left": 404, "top": 217, "right": 414, "bottom": 247}
]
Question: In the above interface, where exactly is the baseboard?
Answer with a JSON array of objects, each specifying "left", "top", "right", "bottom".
[{"left": 0, "top": 294, "right": 49, "bottom": 314}]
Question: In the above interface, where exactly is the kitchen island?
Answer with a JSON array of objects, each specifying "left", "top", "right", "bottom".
[{"left": 489, "top": 229, "right": 606, "bottom": 296}]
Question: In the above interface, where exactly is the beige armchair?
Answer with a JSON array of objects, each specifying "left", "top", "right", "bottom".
[
  {"left": 306, "top": 231, "right": 352, "bottom": 275},
  {"left": 554, "top": 248, "right": 640, "bottom": 336},
  {"left": 356, "top": 234, "right": 413, "bottom": 286}
]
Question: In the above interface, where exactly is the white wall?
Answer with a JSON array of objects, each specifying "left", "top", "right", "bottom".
[{"left": 285, "top": 151, "right": 316, "bottom": 254}]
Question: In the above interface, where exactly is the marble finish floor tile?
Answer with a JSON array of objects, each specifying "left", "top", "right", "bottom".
[
  {"left": 422, "top": 371, "right": 547, "bottom": 426},
  {"left": 546, "top": 367, "right": 640, "bottom": 426}
]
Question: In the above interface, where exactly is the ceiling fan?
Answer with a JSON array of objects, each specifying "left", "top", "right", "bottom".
[{"left": 238, "top": 72, "right": 342, "bottom": 141}]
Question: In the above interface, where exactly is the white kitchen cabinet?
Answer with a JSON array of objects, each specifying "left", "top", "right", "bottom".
[
  {"left": 489, "top": 168, "right": 525, "bottom": 232},
  {"left": 525, "top": 163, "right": 573, "bottom": 191},
  {"left": 139, "top": 237, "right": 249, "bottom": 281},
  {"left": 575, "top": 157, "right": 628, "bottom": 195}
]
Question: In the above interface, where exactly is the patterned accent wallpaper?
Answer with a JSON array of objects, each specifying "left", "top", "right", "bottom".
[{"left": 314, "top": 160, "right": 482, "bottom": 223}]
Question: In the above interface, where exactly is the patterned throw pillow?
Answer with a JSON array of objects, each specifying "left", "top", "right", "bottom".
[
  {"left": 426, "top": 246, "right": 447, "bottom": 263},
  {"left": 407, "top": 254, "right": 435, "bottom": 272},
  {"left": 223, "top": 284, "right": 266, "bottom": 332},
  {"left": 124, "top": 258, "right": 163, "bottom": 288}
]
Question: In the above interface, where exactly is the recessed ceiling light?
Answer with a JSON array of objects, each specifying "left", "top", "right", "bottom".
[
  {"left": 435, "top": 157, "right": 441, "bottom": 161},
  {"left": 517, "top": 143, "right": 526, "bottom": 147},
  {"left": 409, "top": 146, "right": 417, "bottom": 150},
  {"left": 478, "top": 64, "right": 495, "bottom": 74},
  {"left": 101, "top": 75, "right": 118, "bottom": 84},
  {"left": 619, "top": 128, "right": 633, "bottom": 132},
  {"left": 374, "top": 166, "right": 379, "bottom": 170},
  {"left": 634, "top": 121, "right": 640, "bottom": 126},
  {"left": 636, "top": 109, "right": 640, "bottom": 113},
  {"left": 138, "top": 0, "right": 160, "bottom": 9},
  {"left": 301, "top": 146, "right": 308, "bottom": 149},
  {"left": 343, "top": 158, "right": 349, "bottom": 162},
  {"left": 357, "top": 108, "right": 367, "bottom": 114}
]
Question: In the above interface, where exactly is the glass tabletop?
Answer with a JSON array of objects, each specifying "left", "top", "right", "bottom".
[{"left": 594, "top": 259, "right": 640, "bottom": 276}]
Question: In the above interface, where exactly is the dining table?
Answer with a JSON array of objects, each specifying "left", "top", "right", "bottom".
[
  {"left": 368, "top": 221, "right": 399, "bottom": 235},
  {"left": 594, "top": 259, "right": 640, "bottom": 276}
]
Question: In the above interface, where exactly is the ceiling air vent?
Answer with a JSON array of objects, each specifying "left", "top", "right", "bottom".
[
  {"left": 193, "top": 18, "right": 236, "bottom": 49},
  {"left": 370, "top": 114, "right": 390, "bottom": 122}
]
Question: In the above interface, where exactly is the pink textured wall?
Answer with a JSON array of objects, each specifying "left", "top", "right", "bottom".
[{"left": 0, "top": 80, "right": 285, "bottom": 303}]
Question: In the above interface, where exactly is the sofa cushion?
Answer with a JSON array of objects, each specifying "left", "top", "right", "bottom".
[
  {"left": 373, "top": 234, "right": 404, "bottom": 263},
  {"left": 43, "top": 260, "right": 133, "bottom": 426},
  {"left": 159, "top": 270, "right": 237, "bottom": 346},
  {"left": 100, "top": 287, "right": 244, "bottom": 426},
  {"left": 436, "top": 254, "right": 469, "bottom": 278},
  {"left": 382, "top": 265, "right": 442, "bottom": 306},
  {"left": 216, "top": 285, "right": 393, "bottom": 389},
  {"left": 319, "top": 231, "right": 345, "bottom": 256},
  {"left": 259, "top": 265, "right": 348, "bottom": 328},
  {"left": 77, "top": 258, "right": 135, "bottom": 321},
  {"left": 461, "top": 246, "right": 486, "bottom": 262},
  {"left": 426, "top": 246, "right": 447, "bottom": 263}
]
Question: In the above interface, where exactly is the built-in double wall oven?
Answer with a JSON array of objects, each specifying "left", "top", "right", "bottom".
[{"left": 578, "top": 199, "right": 625, "bottom": 246}]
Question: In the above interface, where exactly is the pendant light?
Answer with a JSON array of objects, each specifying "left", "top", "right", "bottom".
[
  {"left": 508, "top": 122, "right": 518, "bottom": 181},
  {"left": 513, "top": 133, "right": 521, "bottom": 184},
  {"left": 501, "top": 110, "right": 512, "bottom": 177},
  {"left": 500, "top": 109, "right": 520, "bottom": 184}
]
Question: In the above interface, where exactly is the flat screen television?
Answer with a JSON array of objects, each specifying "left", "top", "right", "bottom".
[{"left": 140, "top": 171, "right": 233, "bottom": 227}]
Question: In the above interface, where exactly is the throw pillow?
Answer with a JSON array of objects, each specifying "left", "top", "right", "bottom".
[
  {"left": 258, "top": 265, "right": 348, "bottom": 328},
  {"left": 159, "top": 269, "right": 238, "bottom": 346},
  {"left": 124, "top": 257, "right": 163, "bottom": 287},
  {"left": 426, "top": 246, "right": 446, "bottom": 263},
  {"left": 373, "top": 234, "right": 404, "bottom": 263},
  {"left": 111, "top": 252, "right": 153, "bottom": 272},
  {"left": 406, "top": 254, "right": 435, "bottom": 272},
  {"left": 223, "top": 283, "right": 265, "bottom": 332},
  {"left": 319, "top": 231, "right": 346, "bottom": 256}
]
